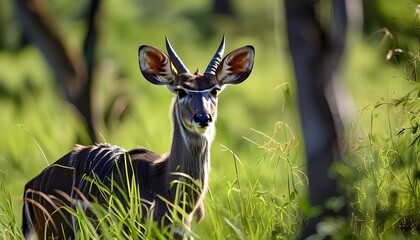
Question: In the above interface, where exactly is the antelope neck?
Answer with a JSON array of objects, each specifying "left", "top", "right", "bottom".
[{"left": 168, "top": 102, "right": 214, "bottom": 185}]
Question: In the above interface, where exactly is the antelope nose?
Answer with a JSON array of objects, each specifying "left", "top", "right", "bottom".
[{"left": 193, "top": 114, "right": 212, "bottom": 127}]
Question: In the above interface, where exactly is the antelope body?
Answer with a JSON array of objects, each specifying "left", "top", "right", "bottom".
[{"left": 22, "top": 36, "right": 254, "bottom": 239}]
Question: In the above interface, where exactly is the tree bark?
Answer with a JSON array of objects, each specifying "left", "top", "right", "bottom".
[
  {"left": 15, "top": 0, "right": 101, "bottom": 143},
  {"left": 284, "top": 0, "right": 348, "bottom": 238}
]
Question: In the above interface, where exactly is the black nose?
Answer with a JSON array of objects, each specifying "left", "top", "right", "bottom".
[{"left": 193, "top": 114, "right": 212, "bottom": 127}]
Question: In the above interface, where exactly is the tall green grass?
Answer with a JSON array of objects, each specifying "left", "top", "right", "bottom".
[
  {"left": 345, "top": 102, "right": 419, "bottom": 238},
  {"left": 9, "top": 108, "right": 417, "bottom": 239},
  {"left": 0, "top": 0, "right": 419, "bottom": 239},
  {"left": 0, "top": 177, "right": 24, "bottom": 240},
  {"left": 14, "top": 121, "right": 304, "bottom": 239},
  {"left": 1, "top": 94, "right": 419, "bottom": 239}
]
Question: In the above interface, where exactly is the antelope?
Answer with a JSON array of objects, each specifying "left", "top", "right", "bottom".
[{"left": 22, "top": 36, "right": 255, "bottom": 239}]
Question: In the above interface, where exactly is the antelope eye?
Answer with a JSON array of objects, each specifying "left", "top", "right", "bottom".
[
  {"left": 176, "top": 89, "right": 188, "bottom": 98},
  {"left": 210, "top": 88, "right": 220, "bottom": 97}
]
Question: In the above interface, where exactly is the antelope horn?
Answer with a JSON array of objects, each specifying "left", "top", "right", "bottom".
[
  {"left": 204, "top": 35, "right": 225, "bottom": 75},
  {"left": 165, "top": 37, "right": 190, "bottom": 75}
]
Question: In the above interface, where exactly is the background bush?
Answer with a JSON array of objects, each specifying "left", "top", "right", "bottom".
[{"left": 0, "top": 0, "right": 418, "bottom": 239}]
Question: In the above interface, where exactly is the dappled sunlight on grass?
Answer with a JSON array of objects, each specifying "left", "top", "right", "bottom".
[{"left": 0, "top": 0, "right": 419, "bottom": 238}]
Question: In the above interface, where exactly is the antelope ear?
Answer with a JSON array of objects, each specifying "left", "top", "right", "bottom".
[
  {"left": 138, "top": 45, "right": 175, "bottom": 85},
  {"left": 216, "top": 46, "right": 255, "bottom": 85}
]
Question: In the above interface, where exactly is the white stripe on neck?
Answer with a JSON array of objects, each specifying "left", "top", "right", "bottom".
[
  {"left": 174, "top": 103, "right": 189, "bottom": 147},
  {"left": 186, "top": 89, "right": 212, "bottom": 93}
]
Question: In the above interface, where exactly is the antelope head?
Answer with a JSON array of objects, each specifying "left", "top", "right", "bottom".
[{"left": 138, "top": 36, "right": 255, "bottom": 141}]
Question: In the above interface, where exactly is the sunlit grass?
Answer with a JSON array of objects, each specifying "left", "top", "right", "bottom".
[
  {"left": 0, "top": 0, "right": 419, "bottom": 239},
  {"left": 0, "top": 176, "right": 23, "bottom": 240},
  {"left": 6, "top": 109, "right": 416, "bottom": 239}
]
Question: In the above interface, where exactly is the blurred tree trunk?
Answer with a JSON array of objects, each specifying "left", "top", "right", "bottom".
[
  {"left": 284, "top": 0, "right": 349, "bottom": 238},
  {"left": 212, "top": 0, "right": 234, "bottom": 16},
  {"left": 15, "top": 0, "right": 101, "bottom": 144}
]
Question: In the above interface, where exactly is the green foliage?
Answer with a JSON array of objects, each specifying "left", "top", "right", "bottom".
[
  {"left": 70, "top": 176, "right": 176, "bottom": 239},
  {"left": 0, "top": 176, "right": 24, "bottom": 240},
  {"left": 343, "top": 3, "right": 420, "bottom": 238},
  {"left": 0, "top": 0, "right": 419, "bottom": 239},
  {"left": 192, "top": 123, "right": 303, "bottom": 239}
]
